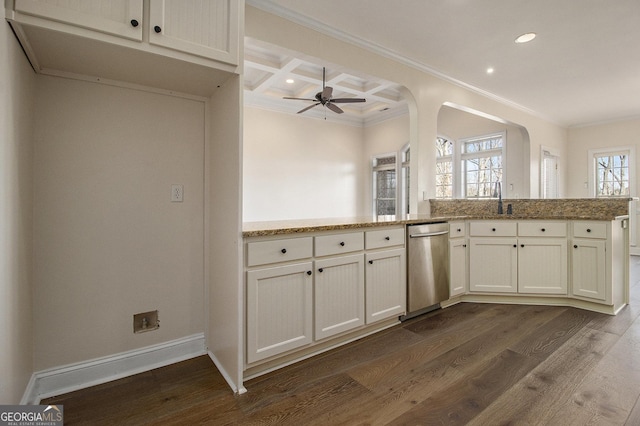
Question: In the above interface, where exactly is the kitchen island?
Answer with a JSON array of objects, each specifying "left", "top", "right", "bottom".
[{"left": 242, "top": 198, "right": 632, "bottom": 378}]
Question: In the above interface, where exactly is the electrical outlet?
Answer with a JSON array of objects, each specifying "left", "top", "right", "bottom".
[{"left": 171, "top": 184, "right": 183, "bottom": 202}]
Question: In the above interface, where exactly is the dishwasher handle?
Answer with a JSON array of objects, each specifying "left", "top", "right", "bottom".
[{"left": 409, "top": 230, "right": 449, "bottom": 238}]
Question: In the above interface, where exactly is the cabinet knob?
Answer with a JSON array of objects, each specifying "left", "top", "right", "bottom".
[
  {"left": 130, "top": 19, "right": 139, "bottom": 27},
  {"left": 513, "top": 244, "right": 517, "bottom": 248},
  {"left": 457, "top": 228, "right": 461, "bottom": 232},
  {"left": 587, "top": 228, "right": 592, "bottom": 233},
  {"left": 281, "top": 248, "right": 287, "bottom": 254},
  {"left": 154, "top": 25, "right": 162, "bottom": 33},
  {"left": 318, "top": 268, "right": 323, "bottom": 273},
  {"left": 463, "top": 244, "right": 467, "bottom": 248},
  {"left": 574, "top": 244, "right": 578, "bottom": 249},
  {"left": 492, "top": 228, "right": 496, "bottom": 232},
  {"left": 368, "top": 260, "right": 374, "bottom": 264},
  {"left": 385, "top": 236, "right": 390, "bottom": 241},
  {"left": 306, "top": 271, "right": 312, "bottom": 276},
  {"left": 339, "top": 241, "right": 345, "bottom": 246},
  {"left": 521, "top": 244, "right": 525, "bottom": 247},
  {"left": 541, "top": 228, "right": 546, "bottom": 232}
]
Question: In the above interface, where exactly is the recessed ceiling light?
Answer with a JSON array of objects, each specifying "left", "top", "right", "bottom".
[
  {"left": 486, "top": 67, "right": 494, "bottom": 74},
  {"left": 285, "top": 78, "right": 295, "bottom": 84},
  {"left": 515, "top": 32, "right": 536, "bottom": 44}
]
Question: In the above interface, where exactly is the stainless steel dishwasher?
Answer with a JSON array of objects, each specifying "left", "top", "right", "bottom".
[{"left": 402, "top": 222, "right": 450, "bottom": 320}]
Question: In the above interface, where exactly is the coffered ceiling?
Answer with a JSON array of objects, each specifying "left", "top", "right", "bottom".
[{"left": 243, "top": 39, "right": 409, "bottom": 127}]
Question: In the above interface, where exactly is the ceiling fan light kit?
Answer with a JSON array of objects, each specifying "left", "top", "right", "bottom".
[{"left": 283, "top": 67, "right": 366, "bottom": 115}]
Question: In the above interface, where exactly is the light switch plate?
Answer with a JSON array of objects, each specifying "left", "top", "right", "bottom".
[{"left": 171, "top": 184, "right": 183, "bottom": 202}]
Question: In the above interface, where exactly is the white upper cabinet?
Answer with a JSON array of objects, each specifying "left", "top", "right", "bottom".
[
  {"left": 7, "top": 0, "right": 241, "bottom": 95},
  {"left": 14, "top": 0, "right": 143, "bottom": 40},
  {"left": 149, "top": 0, "right": 239, "bottom": 64}
]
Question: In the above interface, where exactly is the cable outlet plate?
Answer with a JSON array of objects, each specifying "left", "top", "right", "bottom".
[{"left": 133, "top": 310, "right": 159, "bottom": 333}]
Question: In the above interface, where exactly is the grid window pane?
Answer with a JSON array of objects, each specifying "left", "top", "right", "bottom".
[{"left": 596, "top": 154, "right": 630, "bottom": 197}]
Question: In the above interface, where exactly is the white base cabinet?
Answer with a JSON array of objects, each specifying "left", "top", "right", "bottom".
[
  {"left": 314, "top": 254, "right": 365, "bottom": 340},
  {"left": 518, "top": 238, "right": 568, "bottom": 294},
  {"left": 365, "top": 248, "right": 406, "bottom": 324},
  {"left": 446, "top": 219, "right": 628, "bottom": 316},
  {"left": 469, "top": 238, "right": 518, "bottom": 293},
  {"left": 448, "top": 221, "right": 467, "bottom": 297},
  {"left": 571, "top": 239, "right": 606, "bottom": 300},
  {"left": 245, "top": 226, "right": 406, "bottom": 367},
  {"left": 246, "top": 262, "right": 313, "bottom": 364}
]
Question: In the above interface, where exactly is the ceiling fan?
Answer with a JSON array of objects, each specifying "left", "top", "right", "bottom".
[{"left": 283, "top": 67, "right": 366, "bottom": 114}]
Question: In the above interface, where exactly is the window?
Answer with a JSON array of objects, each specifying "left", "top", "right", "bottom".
[
  {"left": 401, "top": 145, "right": 410, "bottom": 214},
  {"left": 373, "top": 154, "right": 397, "bottom": 216},
  {"left": 541, "top": 149, "right": 559, "bottom": 199},
  {"left": 460, "top": 133, "right": 504, "bottom": 198},
  {"left": 588, "top": 147, "right": 635, "bottom": 198},
  {"left": 436, "top": 137, "right": 453, "bottom": 198},
  {"left": 595, "top": 152, "right": 629, "bottom": 197}
]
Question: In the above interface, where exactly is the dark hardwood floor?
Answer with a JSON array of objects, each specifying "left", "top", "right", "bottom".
[{"left": 44, "top": 257, "right": 640, "bottom": 425}]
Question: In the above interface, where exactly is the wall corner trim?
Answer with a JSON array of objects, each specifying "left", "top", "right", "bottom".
[
  {"left": 207, "top": 351, "right": 246, "bottom": 394},
  {"left": 23, "top": 333, "right": 206, "bottom": 404}
]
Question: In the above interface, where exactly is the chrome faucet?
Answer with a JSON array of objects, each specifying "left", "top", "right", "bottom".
[{"left": 494, "top": 182, "right": 503, "bottom": 214}]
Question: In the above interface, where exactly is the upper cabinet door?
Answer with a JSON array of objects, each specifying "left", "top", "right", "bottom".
[
  {"left": 148, "top": 0, "right": 239, "bottom": 64},
  {"left": 14, "top": 0, "right": 143, "bottom": 40}
]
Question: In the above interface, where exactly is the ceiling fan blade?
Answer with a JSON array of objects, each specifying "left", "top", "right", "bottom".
[
  {"left": 326, "top": 102, "right": 344, "bottom": 114},
  {"left": 297, "top": 103, "right": 320, "bottom": 114},
  {"left": 321, "top": 86, "right": 333, "bottom": 102},
  {"left": 330, "top": 98, "right": 367, "bottom": 104},
  {"left": 283, "top": 97, "right": 317, "bottom": 101}
]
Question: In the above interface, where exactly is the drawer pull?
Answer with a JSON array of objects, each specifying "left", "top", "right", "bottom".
[
  {"left": 306, "top": 271, "right": 312, "bottom": 276},
  {"left": 463, "top": 244, "right": 467, "bottom": 248},
  {"left": 492, "top": 228, "right": 497, "bottom": 232},
  {"left": 457, "top": 228, "right": 461, "bottom": 232},
  {"left": 368, "top": 260, "right": 374, "bottom": 264},
  {"left": 541, "top": 228, "right": 546, "bottom": 232},
  {"left": 513, "top": 244, "right": 517, "bottom": 248},
  {"left": 587, "top": 228, "right": 592, "bottom": 233},
  {"left": 154, "top": 25, "right": 162, "bottom": 33},
  {"left": 130, "top": 19, "right": 139, "bottom": 27},
  {"left": 339, "top": 241, "right": 345, "bottom": 246},
  {"left": 385, "top": 236, "right": 390, "bottom": 241},
  {"left": 318, "top": 268, "right": 324, "bottom": 273},
  {"left": 574, "top": 244, "right": 578, "bottom": 249},
  {"left": 521, "top": 244, "right": 525, "bottom": 247},
  {"left": 281, "top": 248, "right": 287, "bottom": 254}
]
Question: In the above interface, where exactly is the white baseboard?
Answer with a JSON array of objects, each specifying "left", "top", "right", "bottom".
[{"left": 22, "top": 333, "right": 206, "bottom": 404}]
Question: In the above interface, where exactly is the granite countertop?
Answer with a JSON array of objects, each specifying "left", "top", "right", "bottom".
[
  {"left": 243, "top": 198, "right": 635, "bottom": 237},
  {"left": 242, "top": 212, "right": 629, "bottom": 237}
]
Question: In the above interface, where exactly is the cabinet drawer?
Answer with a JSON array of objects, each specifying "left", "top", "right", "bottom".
[
  {"left": 518, "top": 221, "right": 567, "bottom": 237},
  {"left": 469, "top": 221, "right": 517, "bottom": 237},
  {"left": 365, "top": 228, "right": 405, "bottom": 250},
  {"left": 449, "top": 221, "right": 466, "bottom": 238},
  {"left": 247, "top": 237, "right": 313, "bottom": 267},
  {"left": 315, "top": 232, "right": 364, "bottom": 257},
  {"left": 573, "top": 221, "right": 607, "bottom": 239}
]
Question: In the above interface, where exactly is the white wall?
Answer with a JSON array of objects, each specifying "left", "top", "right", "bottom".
[
  {"left": 0, "top": 21, "right": 36, "bottom": 404},
  {"left": 567, "top": 118, "right": 640, "bottom": 198},
  {"left": 33, "top": 76, "right": 206, "bottom": 370},
  {"left": 243, "top": 106, "right": 367, "bottom": 221},
  {"left": 208, "top": 74, "right": 244, "bottom": 392}
]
